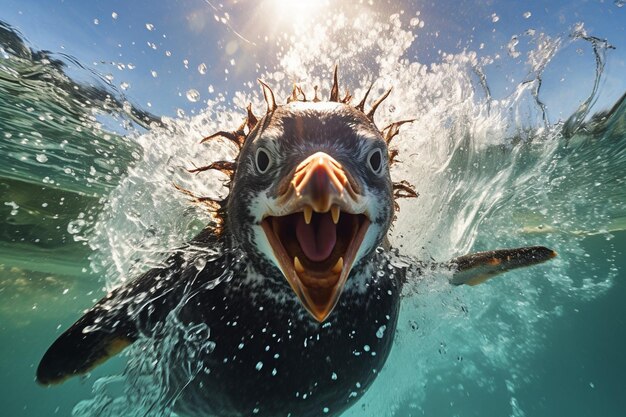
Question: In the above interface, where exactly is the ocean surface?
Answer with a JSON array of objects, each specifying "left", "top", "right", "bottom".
[{"left": 1, "top": 1, "right": 625, "bottom": 416}]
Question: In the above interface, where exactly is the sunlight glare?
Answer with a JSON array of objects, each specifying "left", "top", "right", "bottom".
[{"left": 267, "top": 0, "right": 330, "bottom": 24}]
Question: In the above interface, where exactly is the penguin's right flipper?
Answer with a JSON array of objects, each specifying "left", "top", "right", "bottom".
[
  {"left": 36, "top": 263, "right": 182, "bottom": 386},
  {"left": 448, "top": 246, "right": 557, "bottom": 286},
  {"left": 36, "top": 227, "right": 225, "bottom": 386}
]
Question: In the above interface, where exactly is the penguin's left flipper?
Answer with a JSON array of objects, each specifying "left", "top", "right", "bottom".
[{"left": 448, "top": 246, "right": 557, "bottom": 286}]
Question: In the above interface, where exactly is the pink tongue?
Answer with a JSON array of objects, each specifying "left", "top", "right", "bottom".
[{"left": 296, "top": 213, "right": 337, "bottom": 262}]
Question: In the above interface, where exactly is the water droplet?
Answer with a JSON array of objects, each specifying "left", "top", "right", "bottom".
[
  {"left": 93, "top": 18, "right": 99, "bottom": 25},
  {"left": 410, "top": 17, "right": 420, "bottom": 27},
  {"left": 127, "top": 63, "right": 135, "bottom": 70},
  {"left": 208, "top": 85, "right": 214, "bottom": 93},
  {"left": 36, "top": 154, "right": 48, "bottom": 163},
  {"left": 331, "top": 372, "right": 337, "bottom": 380},
  {"left": 198, "top": 63, "right": 207, "bottom": 74},
  {"left": 323, "top": 407, "right": 329, "bottom": 413},
  {"left": 523, "top": 11, "right": 532, "bottom": 19},
  {"left": 271, "top": 368, "right": 277, "bottom": 376},
  {"left": 165, "top": 50, "right": 172, "bottom": 57},
  {"left": 255, "top": 361, "right": 263, "bottom": 371},
  {"left": 186, "top": 89, "right": 200, "bottom": 102},
  {"left": 176, "top": 108, "right": 185, "bottom": 117},
  {"left": 491, "top": 13, "right": 499, "bottom": 23},
  {"left": 615, "top": 0, "right": 625, "bottom": 7},
  {"left": 363, "top": 345, "right": 371, "bottom": 352},
  {"left": 145, "top": 23, "right": 155, "bottom": 31},
  {"left": 111, "top": 12, "right": 118, "bottom": 19},
  {"left": 194, "top": 258, "right": 207, "bottom": 271},
  {"left": 151, "top": 70, "right": 158, "bottom": 78},
  {"left": 508, "top": 36, "right": 521, "bottom": 58},
  {"left": 120, "top": 82, "right": 130, "bottom": 90}
]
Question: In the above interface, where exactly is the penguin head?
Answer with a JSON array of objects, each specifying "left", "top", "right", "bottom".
[
  {"left": 194, "top": 72, "right": 416, "bottom": 322},
  {"left": 228, "top": 101, "right": 395, "bottom": 321}
]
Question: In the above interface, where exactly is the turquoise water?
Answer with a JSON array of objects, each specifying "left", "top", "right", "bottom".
[{"left": 1, "top": 1, "right": 625, "bottom": 416}]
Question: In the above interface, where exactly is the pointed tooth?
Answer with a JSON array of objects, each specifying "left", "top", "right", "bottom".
[
  {"left": 331, "top": 257, "right": 343, "bottom": 274},
  {"left": 294, "top": 256, "right": 305, "bottom": 273},
  {"left": 303, "top": 206, "right": 313, "bottom": 224},
  {"left": 331, "top": 205, "right": 340, "bottom": 224}
]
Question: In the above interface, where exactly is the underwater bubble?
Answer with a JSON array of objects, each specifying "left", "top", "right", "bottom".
[
  {"left": 111, "top": 12, "right": 118, "bottom": 19},
  {"left": 120, "top": 82, "right": 130, "bottom": 90},
  {"left": 165, "top": 50, "right": 172, "bottom": 57},
  {"left": 491, "top": 13, "right": 500, "bottom": 23},
  {"left": 331, "top": 372, "right": 337, "bottom": 380},
  {"left": 615, "top": 0, "right": 625, "bottom": 7},
  {"left": 376, "top": 325, "right": 386, "bottom": 339},
  {"left": 198, "top": 63, "right": 207, "bottom": 74},
  {"left": 4, "top": 201, "right": 19, "bottom": 216},
  {"left": 176, "top": 108, "right": 185, "bottom": 117},
  {"left": 255, "top": 361, "right": 263, "bottom": 371},
  {"left": 67, "top": 219, "right": 87, "bottom": 235},
  {"left": 36, "top": 154, "right": 48, "bottom": 163},
  {"left": 93, "top": 18, "right": 99, "bottom": 25},
  {"left": 186, "top": 89, "right": 200, "bottom": 102},
  {"left": 145, "top": 23, "right": 155, "bottom": 31},
  {"left": 523, "top": 11, "right": 532, "bottom": 18},
  {"left": 151, "top": 70, "right": 158, "bottom": 78}
]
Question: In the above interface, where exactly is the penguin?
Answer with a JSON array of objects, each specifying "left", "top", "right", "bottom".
[{"left": 37, "top": 68, "right": 556, "bottom": 417}]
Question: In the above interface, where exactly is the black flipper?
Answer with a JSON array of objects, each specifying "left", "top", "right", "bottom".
[
  {"left": 37, "top": 227, "right": 225, "bottom": 386},
  {"left": 448, "top": 246, "right": 557, "bottom": 286},
  {"left": 36, "top": 265, "right": 172, "bottom": 385}
]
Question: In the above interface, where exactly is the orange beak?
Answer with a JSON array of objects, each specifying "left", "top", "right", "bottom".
[{"left": 261, "top": 152, "right": 370, "bottom": 322}]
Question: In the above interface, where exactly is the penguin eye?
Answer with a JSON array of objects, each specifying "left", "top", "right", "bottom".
[
  {"left": 255, "top": 147, "right": 272, "bottom": 173},
  {"left": 367, "top": 148, "right": 383, "bottom": 175}
]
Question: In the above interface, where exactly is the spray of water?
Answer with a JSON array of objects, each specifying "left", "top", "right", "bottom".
[{"left": 73, "top": 11, "right": 624, "bottom": 417}]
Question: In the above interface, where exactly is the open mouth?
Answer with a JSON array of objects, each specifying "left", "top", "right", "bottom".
[{"left": 260, "top": 152, "right": 370, "bottom": 322}]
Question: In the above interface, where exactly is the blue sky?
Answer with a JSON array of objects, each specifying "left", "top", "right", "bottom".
[{"left": 1, "top": 0, "right": 624, "bottom": 119}]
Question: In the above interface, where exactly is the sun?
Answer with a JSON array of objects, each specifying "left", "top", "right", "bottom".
[{"left": 266, "top": 0, "right": 330, "bottom": 23}]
